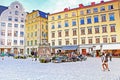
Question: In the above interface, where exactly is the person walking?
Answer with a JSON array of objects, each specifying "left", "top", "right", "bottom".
[
  {"left": 101, "top": 52, "right": 110, "bottom": 71},
  {"left": 34, "top": 50, "right": 37, "bottom": 61},
  {"left": 1, "top": 51, "right": 5, "bottom": 60},
  {"left": 31, "top": 50, "right": 34, "bottom": 61},
  {"left": 109, "top": 52, "right": 112, "bottom": 61}
]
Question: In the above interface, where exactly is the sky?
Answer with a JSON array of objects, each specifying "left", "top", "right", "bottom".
[{"left": 0, "top": 0, "right": 110, "bottom": 14}]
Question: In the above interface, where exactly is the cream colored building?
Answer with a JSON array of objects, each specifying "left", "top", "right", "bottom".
[
  {"left": 48, "top": 0, "right": 120, "bottom": 56},
  {"left": 25, "top": 10, "right": 48, "bottom": 54}
]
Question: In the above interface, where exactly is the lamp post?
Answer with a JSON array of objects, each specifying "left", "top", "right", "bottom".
[
  {"left": 92, "top": 45, "right": 96, "bottom": 57},
  {"left": 100, "top": 44, "right": 103, "bottom": 55}
]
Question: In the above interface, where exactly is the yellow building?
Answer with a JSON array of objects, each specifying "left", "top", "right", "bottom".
[
  {"left": 48, "top": 0, "right": 120, "bottom": 56},
  {"left": 25, "top": 10, "right": 48, "bottom": 54}
]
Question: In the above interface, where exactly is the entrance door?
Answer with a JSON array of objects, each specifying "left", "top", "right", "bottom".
[{"left": 82, "top": 49, "right": 86, "bottom": 55}]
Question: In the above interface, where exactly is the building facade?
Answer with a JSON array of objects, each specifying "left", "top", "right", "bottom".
[
  {"left": 25, "top": 10, "right": 48, "bottom": 54},
  {"left": 0, "top": 1, "right": 26, "bottom": 54},
  {"left": 48, "top": 0, "right": 120, "bottom": 55}
]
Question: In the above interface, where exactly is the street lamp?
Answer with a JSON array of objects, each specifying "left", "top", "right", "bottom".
[
  {"left": 92, "top": 45, "right": 96, "bottom": 57},
  {"left": 100, "top": 44, "right": 103, "bottom": 55}
]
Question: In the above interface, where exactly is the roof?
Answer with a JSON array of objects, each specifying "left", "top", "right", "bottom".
[
  {"left": 49, "top": 0, "right": 119, "bottom": 16},
  {"left": 38, "top": 11, "right": 49, "bottom": 19},
  {"left": 0, "top": 5, "right": 8, "bottom": 15}
]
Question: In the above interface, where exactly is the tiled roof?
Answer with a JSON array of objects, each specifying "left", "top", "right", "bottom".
[
  {"left": 0, "top": 5, "right": 8, "bottom": 15},
  {"left": 38, "top": 11, "right": 49, "bottom": 19}
]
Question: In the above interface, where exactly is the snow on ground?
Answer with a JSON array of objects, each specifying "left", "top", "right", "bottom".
[{"left": 0, "top": 57, "right": 120, "bottom": 80}]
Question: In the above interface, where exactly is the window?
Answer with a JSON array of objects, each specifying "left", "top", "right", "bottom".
[
  {"left": 31, "top": 40, "right": 33, "bottom": 46},
  {"left": 95, "top": 27, "right": 99, "bottom": 33},
  {"left": 88, "top": 38, "right": 92, "bottom": 44},
  {"left": 20, "top": 40, "right": 24, "bottom": 45},
  {"left": 7, "top": 30, "right": 12, "bottom": 36},
  {"left": 72, "top": 19, "right": 76, "bottom": 26},
  {"left": 58, "top": 15, "right": 61, "bottom": 19},
  {"left": 27, "top": 33, "right": 29, "bottom": 38},
  {"left": 8, "top": 16, "right": 12, "bottom": 21},
  {"left": 52, "top": 40, "right": 55, "bottom": 46},
  {"left": 80, "top": 18, "right": 84, "bottom": 25},
  {"left": 58, "top": 31, "right": 62, "bottom": 37},
  {"left": 94, "top": 15, "right": 99, "bottom": 23},
  {"left": 52, "top": 16, "right": 54, "bottom": 20},
  {"left": 72, "top": 12, "right": 76, "bottom": 16},
  {"left": 20, "top": 32, "right": 24, "bottom": 37},
  {"left": 35, "top": 40, "right": 37, "bottom": 45},
  {"left": 95, "top": 37, "right": 100, "bottom": 43},
  {"left": 81, "top": 38, "right": 85, "bottom": 44},
  {"left": 21, "top": 18, "right": 24, "bottom": 22},
  {"left": 58, "top": 22, "right": 61, "bottom": 28},
  {"left": 1, "top": 22, "right": 6, "bottom": 27},
  {"left": 87, "top": 9, "right": 91, "bottom": 14},
  {"left": 88, "top": 27, "right": 92, "bottom": 34},
  {"left": 15, "top": 11, "right": 19, "bottom": 15},
  {"left": 65, "top": 40, "right": 69, "bottom": 45},
  {"left": 8, "top": 23, "right": 12, "bottom": 27},
  {"left": 51, "top": 24, "right": 55, "bottom": 29},
  {"left": 15, "top": 17, "right": 18, "bottom": 22},
  {"left": 35, "top": 31, "right": 37, "bottom": 36},
  {"left": 101, "top": 14, "right": 106, "bottom": 22},
  {"left": 87, "top": 17, "right": 92, "bottom": 24},
  {"left": 109, "top": 13, "right": 115, "bottom": 21},
  {"left": 102, "top": 25, "right": 107, "bottom": 33},
  {"left": 52, "top": 32, "right": 55, "bottom": 38},
  {"left": 65, "top": 14, "right": 68, "bottom": 18},
  {"left": 1, "top": 30, "right": 5, "bottom": 36},
  {"left": 27, "top": 41, "right": 29, "bottom": 46},
  {"left": 81, "top": 28, "right": 85, "bottom": 35},
  {"left": 58, "top": 40, "right": 62, "bottom": 45},
  {"left": 93, "top": 8, "right": 98, "bottom": 13},
  {"left": 14, "top": 24, "right": 18, "bottom": 28},
  {"left": 20, "top": 24, "right": 24, "bottom": 28},
  {"left": 100, "top": 6, "right": 105, "bottom": 11},
  {"left": 108, "top": 5, "right": 114, "bottom": 10},
  {"left": 14, "top": 31, "right": 18, "bottom": 37},
  {"left": 65, "top": 30, "right": 69, "bottom": 36},
  {"left": 7, "top": 39, "right": 11, "bottom": 45},
  {"left": 80, "top": 11, "right": 84, "bottom": 15},
  {"left": 111, "top": 36, "right": 116, "bottom": 42},
  {"left": 73, "top": 29, "right": 77, "bottom": 36},
  {"left": 103, "top": 37, "right": 107, "bottom": 43},
  {"left": 73, "top": 39, "right": 77, "bottom": 45},
  {"left": 65, "top": 20, "right": 69, "bottom": 27},
  {"left": 1, "top": 39, "right": 5, "bottom": 45},
  {"left": 14, "top": 40, "right": 17, "bottom": 45},
  {"left": 16, "top": 6, "right": 18, "bottom": 8},
  {"left": 110, "top": 24, "right": 116, "bottom": 32}
]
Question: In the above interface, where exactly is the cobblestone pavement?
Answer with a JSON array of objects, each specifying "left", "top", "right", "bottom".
[{"left": 0, "top": 57, "right": 120, "bottom": 80}]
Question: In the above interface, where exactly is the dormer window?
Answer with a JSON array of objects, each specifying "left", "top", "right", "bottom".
[
  {"left": 16, "top": 6, "right": 18, "bottom": 8},
  {"left": 15, "top": 11, "right": 19, "bottom": 15}
]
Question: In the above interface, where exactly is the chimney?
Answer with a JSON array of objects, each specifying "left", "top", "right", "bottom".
[
  {"left": 79, "top": 4, "right": 84, "bottom": 8},
  {"left": 91, "top": 2, "right": 95, "bottom": 6},
  {"left": 100, "top": 0, "right": 104, "bottom": 3},
  {"left": 64, "top": 8, "right": 69, "bottom": 12}
]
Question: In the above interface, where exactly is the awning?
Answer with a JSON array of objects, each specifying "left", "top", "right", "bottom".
[
  {"left": 103, "top": 44, "right": 120, "bottom": 50},
  {"left": 95, "top": 44, "right": 120, "bottom": 50},
  {"left": 62, "top": 46, "right": 78, "bottom": 50}
]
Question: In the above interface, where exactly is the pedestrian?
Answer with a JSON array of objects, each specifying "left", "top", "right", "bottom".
[
  {"left": 31, "top": 50, "right": 34, "bottom": 61},
  {"left": 101, "top": 52, "right": 110, "bottom": 71},
  {"left": 1, "top": 51, "right": 5, "bottom": 60},
  {"left": 34, "top": 50, "right": 37, "bottom": 61},
  {"left": 109, "top": 52, "right": 112, "bottom": 61}
]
